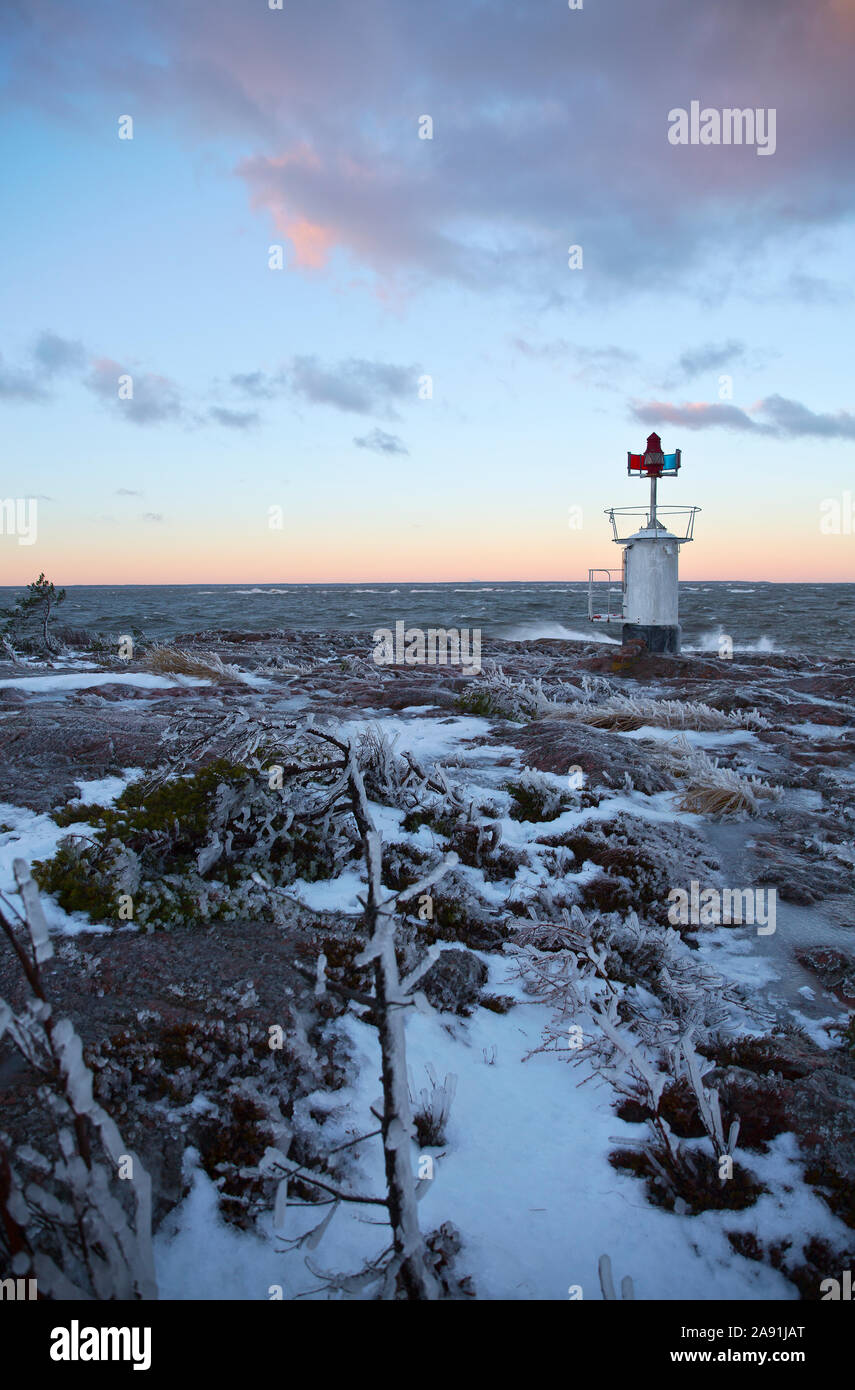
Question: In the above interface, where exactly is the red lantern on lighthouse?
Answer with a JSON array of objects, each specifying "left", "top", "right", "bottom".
[{"left": 628, "top": 432, "right": 681, "bottom": 476}]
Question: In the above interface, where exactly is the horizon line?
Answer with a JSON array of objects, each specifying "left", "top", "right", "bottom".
[{"left": 1, "top": 578, "right": 852, "bottom": 589}]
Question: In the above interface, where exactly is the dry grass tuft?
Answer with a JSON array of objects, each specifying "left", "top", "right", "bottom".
[
  {"left": 659, "top": 737, "right": 782, "bottom": 818},
  {"left": 565, "top": 694, "right": 767, "bottom": 734},
  {"left": 142, "top": 645, "right": 248, "bottom": 684}
]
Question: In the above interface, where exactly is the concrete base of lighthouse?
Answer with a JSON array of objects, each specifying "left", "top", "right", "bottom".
[{"left": 622, "top": 621, "right": 681, "bottom": 654}]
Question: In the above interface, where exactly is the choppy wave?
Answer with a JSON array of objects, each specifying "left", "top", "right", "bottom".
[
  {"left": 500, "top": 622, "right": 621, "bottom": 645},
  {"left": 15, "top": 580, "right": 849, "bottom": 656},
  {"left": 687, "top": 628, "right": 780, "bottom": 654}
]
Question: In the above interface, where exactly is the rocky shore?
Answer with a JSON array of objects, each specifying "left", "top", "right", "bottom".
[{"left": 1, "top": 630, "right": 853, "bottom": 1299}]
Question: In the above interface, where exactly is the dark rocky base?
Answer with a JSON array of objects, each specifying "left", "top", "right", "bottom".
[{"left": 622, "top": 622, "right": 681, "bottom": 654}]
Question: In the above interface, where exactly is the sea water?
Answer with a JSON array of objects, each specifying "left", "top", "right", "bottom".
[{"left": 3, "top": 580, "right": 850, "bottom": 659}]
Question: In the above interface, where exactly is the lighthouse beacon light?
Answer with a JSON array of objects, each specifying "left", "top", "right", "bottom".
[{"left": 587, "top": 432, "right": 700, "bottom": 655}]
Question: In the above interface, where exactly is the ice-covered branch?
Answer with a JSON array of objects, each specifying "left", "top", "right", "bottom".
[{"left": 0, "top": 863, "right": 156, "bottom": 1300}]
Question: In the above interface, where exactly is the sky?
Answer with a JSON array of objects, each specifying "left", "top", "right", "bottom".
[{"left": 1, "top": 0, "right": 854, "bottom": 585}]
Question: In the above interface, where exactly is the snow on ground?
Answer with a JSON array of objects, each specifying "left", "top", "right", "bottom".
[
  {"left": 0, "top": 671, "right": 211, "bottom": 693},
  {"left": 226, "top": 669, "right": 274, "bottom": 689},
  {"left": 0, "top": 805, "right": 111, "bottom": 936},
  {"left": 339, "top": 713, "right": 496, "bottom": 763},
  {"left": 0, "top": 771, "right": 141, "bottom": 936},
  {"left": 72, "top": 772, "right": 142, "bottom": 805},
  {"left": 619, "top": 726, "right": 760, "bottom": 748},
  {"left": 495, "top": 790, "right": 705, "bottom": 851},
  {"left": 155, "top": 954, "right": 822, "bottom": 1301},
  {"left": 155, "top": 1155, "right": 295, "bottom": 1300},
  {"left": 151, "top": 708, "right": 854, "bottom": 1300},
  {"left": 697, "top": 926, "right": 785, "bottom": 997},
  {"left": 784, "top": 722, "right": 853, "bottom": 740},
  {"left": 397, "top": 983, "right": 810, "bottom": 1302},
  {"left": 12, "top": 699, "right": 849, "bottom": 1299},
  {"left": 287, "top": 868, "right": 368, "bottom": 914}
]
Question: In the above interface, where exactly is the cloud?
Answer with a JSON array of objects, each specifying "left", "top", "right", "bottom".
[
  {"left": 353, "top": 427, "right": 409, "bottom": 455},
  {"left": 141, "top": 512, "right": 164, "bottom": 523},
  {"left": 11, "top": 335, "right": 271, "bottom": 428},
  {"left": 631, "top": 400, "right": 765, "bottom": 432},
  {"left": 759, "top": 394, "right": 855, "bottom": 439},
  {"left": 8, "top": 2, "right": 855, "bottom": 301},
  {"left": 630, "top": 393, "right": 855, "bottom": 439},
  {"left": 226, "top": 357, "right": 417, "bottom": 418},
  {"left": 3, "top": 332, "right": 420, "bottom": 430},
  {"left": 580, "top": 346, "right": 637, "bottom": 368},
  {"left": 229, "top": 2, "right": 855, "bottom": 298},
  {"left": 569, "top": 345, "right": 639, "bottom": 387},
  {"left": 511, "top": 339, "right": 638, "bottom": 389},
  {"left": 85, "top": 359, "right": 183, "bottom": 425},
  {"left": 674, "top": 340, "right": 746, "bottom": 380},
  {"left": 209, "top": 406, "right": 260, "bottom": 429},
  {"left": 0, "top": 354, "right": 48, "bottom": 401},
  {"left": 0, "top": 333, "right": 87, "bottom": 401},
  {"left": 289, "top": 356, "right": 415, "bottom": 416},
  {"left": 115, "top": 488, "right": 142, "bottom": 496},
  {"left": 511, "top": 337, "right": 572, "bottom": 360},
  {"left": 5, "top": 333, "right": 425, "bottom": 432},
  {"left": 229, "top": 370, "right": 284, "bottom": 399},
  {"left": 33, "top": 331, "right": 86, "bottom": 375},
  {"left": 236, "top": 147, "right": 469, "bottom": 284},
  {"left": 786, "top": 272, "right": 853, "bottom": 306}
]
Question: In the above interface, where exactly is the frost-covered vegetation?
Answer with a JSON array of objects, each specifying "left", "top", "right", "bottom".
[
  {"left": 5, "top": 725, "right": 472, "bottom": 1299},
  {"left": 410, "top": 1064, "right": 457, "bottom": 1147},
  {"left": 143, "top": 645, "right": 250, "bottom": 684},
  {"left": 564, "top": 693, "right": 769, "bottom": 733},
  {"left": 658, "top": 737, "right": 783, "bottom": 818},
  {"left": 0, "top": 862, "right": 156, "bottom": 1298},
  {"left": 456, "top": 662, "right": 591, "bottom": 721},
  {"left": 34, "top": 758, "right": 360, "bottom": 929},
  {"left": 3, "top": 627, "right": 854, "bottom": 1301},
  {"left": 504, "top": 768, "right": 571, "bottom": 822}
]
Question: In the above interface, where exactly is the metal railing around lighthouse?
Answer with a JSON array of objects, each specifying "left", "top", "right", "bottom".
[{"left": 604, "top": 504, "right": 700, "bottom": 544}]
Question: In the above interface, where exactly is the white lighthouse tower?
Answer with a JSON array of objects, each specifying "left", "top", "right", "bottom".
[{"left": 588, "top": 432, "right": 700, "bottom": 654}]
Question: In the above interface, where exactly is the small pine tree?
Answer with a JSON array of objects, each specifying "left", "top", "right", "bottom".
[{"left": 3, "top": 573, "right": 66, "bottom": 653}]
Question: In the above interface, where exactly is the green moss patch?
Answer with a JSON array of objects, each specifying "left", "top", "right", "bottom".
[{"left": 35, "top": 760, "right": 358, "bottom": 930}]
